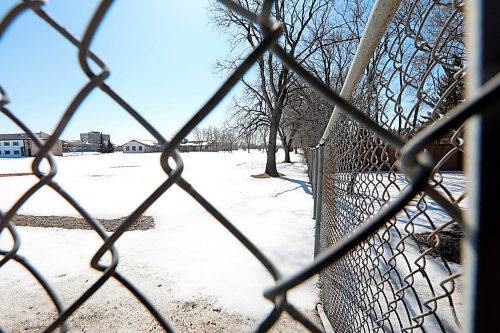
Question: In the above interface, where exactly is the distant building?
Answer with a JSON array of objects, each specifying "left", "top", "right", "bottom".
[
  {"left": 122, "top": 140, "right": 161, "bottom": 153},
  {"left": 0, "top": 131, "right": 63, "bottom": 158},
  {"left": 179, "top": 140, "right": 209, "bottom": 152},
  {"left": 62, "top": 140, "right": 99, "bottom": 153},
  {"left": 80, "top": 131, "right": 110, "bottom": 145},
  {"left": 0, "top": 133, "right": 27, "bottom": 157}
]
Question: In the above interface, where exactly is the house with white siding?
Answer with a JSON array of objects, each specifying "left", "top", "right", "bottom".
[
  {"left": 0, "top": 133, "right": 27, "bottom": 157},
  {"left": 122, "top": 140, "right": 161, "bottom": 153},
  {"left": 0, "top": 132, "right": 63, "bottom": 158}
]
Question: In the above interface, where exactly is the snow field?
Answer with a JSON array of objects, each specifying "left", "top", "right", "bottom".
[{"left": 0, "top": 150, "right": 319, "bottom": 332}]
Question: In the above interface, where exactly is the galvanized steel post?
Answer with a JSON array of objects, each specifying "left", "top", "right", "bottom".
[
  {"left": 312, "top": 147, "right": 318, "bottom": 219},
  {"left": 318, "top": 0, "right": 402, "bottom": 145},
  {"left": 314, "top": 144, "right": 325, "bottom": 257},
  {"left": 465, "top": 0, "right": 500, "bottom": 331}
]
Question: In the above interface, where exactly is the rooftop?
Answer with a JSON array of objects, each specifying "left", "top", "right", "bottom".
[
  {"left": 124, "top": 139, "right": 160, "bottom": 147},
  {"left": 0, "top": 131, "right": 52, "bottom": 141},
  {"left": 0, "top": 133, "right": 30, "bottom": 140}
]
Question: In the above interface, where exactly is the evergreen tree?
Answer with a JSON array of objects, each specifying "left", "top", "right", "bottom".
[
  {"left": 98, "top": 133, "right": 106, "bottom": 153},
  {"left": 435, "top": 56, "right": 465, "bottom": 115},
  {"left": 106, "top": 140, "right": 114, "bottom": 153},
  {"left": 418, "top": 56, "right": 465, "bottom": 132}
]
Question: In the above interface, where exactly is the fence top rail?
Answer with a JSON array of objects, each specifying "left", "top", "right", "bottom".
[{"left": 318, "top": 0, "right": 402, "bottom": 146}]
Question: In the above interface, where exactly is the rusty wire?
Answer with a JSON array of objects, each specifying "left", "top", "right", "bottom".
[{"left": 0, "top": 0, "right": 498, "bottom": 332}]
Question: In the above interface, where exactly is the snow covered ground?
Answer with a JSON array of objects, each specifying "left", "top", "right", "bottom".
[
  {"left": 321, "top": 170, "right": 465, "bottom": 332},
  {"left": 0, "top": 150, "right": 319, "bottom": 332}
]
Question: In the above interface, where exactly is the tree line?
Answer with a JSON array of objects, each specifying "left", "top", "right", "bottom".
[
  {"left": 192, "top": 125, "right": 254, "bottom": 152},
  {"left": 208, "top": 0, "right": 465, "bottom": 176}
]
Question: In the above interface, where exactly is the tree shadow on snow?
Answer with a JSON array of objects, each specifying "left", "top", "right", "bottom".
[{"left": 274, "top": 176, "right": 312, "bottom": 196}]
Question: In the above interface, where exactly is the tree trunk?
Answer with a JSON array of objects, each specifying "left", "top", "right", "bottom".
[
  {"left": 285, "top": 138, "right": 294, "bottom": 163},
  {"left": 278, "top": 127, "right": 292, "bottom": 164},
  {"left": 283, "top": 141, "right": 291, "bottom": 163},
  {"left": 265, "top": 113, "right": 280, "bottom": 177},
  {"left": 262, "top": 132, "right": 268, "bottom": 152}
]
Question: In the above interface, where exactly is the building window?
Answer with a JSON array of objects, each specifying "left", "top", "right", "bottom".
[
  {"left": 126, "top": 146, "right": 130, "bottom": 151},
  {"left": 138, "top": 146, "right": 143, "bottom": 151},
  {"left": 13, "top": 142, "right": 19, "bottom": 146},
  {"left": 14, "top": 150, "right": 20, "bottom": 155},
  {"left": 4, "top": 142, "right": 10, "bottom": 146},
  {"left": 132, "top": 146, "right": 136, "bottom": 151},
  {"left": 4, "top": 150, "right": 10, "bottom": 155}
]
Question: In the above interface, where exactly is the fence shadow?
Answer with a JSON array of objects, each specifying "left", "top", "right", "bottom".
[{"left": 276, "top": 176, "right": 313, "bottom": 196}]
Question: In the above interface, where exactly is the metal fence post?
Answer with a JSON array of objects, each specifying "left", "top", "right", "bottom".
[
  {"left": 314, "top": 144, "right": 325, "bottom": 257},
  {"left": 464, "top": 0, "right": 500, "bottom": 331},
  {"left": 312, "top": 147, "right": 318, "bottom": 219},
  {"left": 307, "top": 149, "right": 312, "bottom": 179}
]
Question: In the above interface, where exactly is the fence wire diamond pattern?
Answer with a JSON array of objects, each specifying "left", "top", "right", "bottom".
[
  {"left": 1, "top": 0, "right": 499, "bottom": 332},
  {"left": 309, "top": 1, "right": 469, "bottom": 331}
]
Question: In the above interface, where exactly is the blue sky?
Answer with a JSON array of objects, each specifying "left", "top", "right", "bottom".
[{"left": 0, "top": 0, "right": 241, "bottom": 144}]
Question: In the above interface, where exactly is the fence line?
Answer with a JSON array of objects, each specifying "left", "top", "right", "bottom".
[{"left": 308, "top": 0, "right": 493, "bottom": 332}]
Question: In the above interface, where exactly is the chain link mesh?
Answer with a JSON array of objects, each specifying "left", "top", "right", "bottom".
[
  {"left": 0, "top": 0, "right": 498, "bottom": 332},
  {"left": 315, "top": 0, "right": 466, "bottom": 331}
]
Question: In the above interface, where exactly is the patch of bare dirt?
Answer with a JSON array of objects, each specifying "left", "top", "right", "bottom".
[
  {"left": 251, "top": 173, "right": 285, "bottom": 179},
  {"left": 10, "top": 215, "right": 154, "bottom": 232},
  {"left": 413, "top": 223, "right": 463, "bottom": 264},
  {"left": 1, "top": 279, "right": 319, "bottom": 333}
]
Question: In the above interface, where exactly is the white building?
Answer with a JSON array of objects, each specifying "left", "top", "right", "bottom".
[
  {"left": 122, "top": 140, "right": 161, "bottom": 153},
  {"left": 0, "top": 133, "right": 27, "bottom": 157},
  {"left": 178, "top": 140, "right": 209, "bottom": 152},
  {"left": 0, "top": 132, "right": 63, "bottom": 158}
]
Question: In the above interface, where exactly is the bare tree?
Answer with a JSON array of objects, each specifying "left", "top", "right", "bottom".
[
  {"left": 285, "top": 0, "right": 370, "bottom": 152},
  {"left": 193, "top": 127, "right": 204, "bottom": 142},
  {"left": 211, "top": 0, "right": 336, "bottom": 176},
  {"left": 258, "top": 125, "right": 269, "bottom": 152},
  {"left": 220, "top": 124, "right": 237, "bottom": 152},
  {"left": 228, "top": 86, "right": 269, "bottom": 150}
]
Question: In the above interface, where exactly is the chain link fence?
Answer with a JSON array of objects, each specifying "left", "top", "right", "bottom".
[
  {"left": 1, "top": 0, "right": 499, "bottom": 332},
  {"left": 308, "top": 0, "right": 496, "bottom": 332}
]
